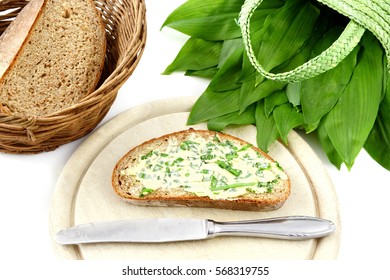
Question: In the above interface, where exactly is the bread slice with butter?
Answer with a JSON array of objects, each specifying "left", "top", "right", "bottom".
[
  {"left": 0, "top": 0, "right": 106, "bottom": 116},
  {"left": 112, "top": 129, "right": 291, "bottom": 211}
]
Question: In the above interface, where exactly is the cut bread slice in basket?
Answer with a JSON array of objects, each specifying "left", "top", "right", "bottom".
[
  {"left": 0, "top": 0, "right": 106, "bottom": 116},
  {"left": 0, "top": 0, "right": 146, "bottom": 153}
]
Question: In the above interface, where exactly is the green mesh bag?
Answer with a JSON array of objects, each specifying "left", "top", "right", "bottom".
[{"left": 239, "top": 0, "right": 390, "bottom": 83}]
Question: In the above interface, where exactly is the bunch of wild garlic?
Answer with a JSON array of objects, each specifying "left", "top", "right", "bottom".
[{"left": 162, "top": 0, "right": 390, "bottom": 171}]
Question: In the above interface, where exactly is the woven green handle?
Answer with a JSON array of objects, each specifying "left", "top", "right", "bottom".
[{"left": 238, "top": 0, "right": 390, "bottom": 83}]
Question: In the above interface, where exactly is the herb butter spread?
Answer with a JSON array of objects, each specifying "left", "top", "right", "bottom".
[{"left": 120, "top": 133, "right": 288, "bottom": 200}]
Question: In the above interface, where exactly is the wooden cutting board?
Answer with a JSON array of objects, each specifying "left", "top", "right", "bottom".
[{"left": 49, "top": 96, "right": 340, "bottom": 260}]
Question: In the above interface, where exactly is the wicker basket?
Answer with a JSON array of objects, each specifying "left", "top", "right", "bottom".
[{"left": 0, "top": 0, "right": 147, "bottom": 153}]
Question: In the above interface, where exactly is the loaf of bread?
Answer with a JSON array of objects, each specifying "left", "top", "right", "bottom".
[
  {"left": 112, "top": 129, "right": 291, "bottom": 211},
  {"left": 0, "top": 0, "right": 106, "bottom": 116}
]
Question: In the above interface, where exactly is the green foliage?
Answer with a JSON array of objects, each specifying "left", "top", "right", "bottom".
[{"left": 162, "top": 0, "right": 390, "bottom": 171}]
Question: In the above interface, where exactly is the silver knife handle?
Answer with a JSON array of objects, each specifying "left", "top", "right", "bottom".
[{"left": 207, "top": 216, "right": 335, "bottom": 240}]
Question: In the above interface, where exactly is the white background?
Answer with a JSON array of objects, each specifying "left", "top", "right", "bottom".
[{"left": 1, "top": 0, "right": 389, "bottom": 278}]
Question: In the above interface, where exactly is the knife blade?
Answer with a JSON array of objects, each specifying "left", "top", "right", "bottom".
[{"left": 55, "top": 216, "right": 335, "bottom": 245}]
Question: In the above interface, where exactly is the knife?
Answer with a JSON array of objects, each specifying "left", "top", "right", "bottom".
[{"left": 55, "top": 216, "right": 335, "bottom": 245}]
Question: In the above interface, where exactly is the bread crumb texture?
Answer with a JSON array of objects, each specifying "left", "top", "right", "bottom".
[{"left": 0, "top": 0, "right": 106, "bottom": 116}]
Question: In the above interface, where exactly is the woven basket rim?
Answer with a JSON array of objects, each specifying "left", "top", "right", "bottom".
[
  {"left": 0, "top": 0, "right": 147, "bottom": 153},
  {"left": 1, "top": 0, "right": 147, "bottom": 120}
]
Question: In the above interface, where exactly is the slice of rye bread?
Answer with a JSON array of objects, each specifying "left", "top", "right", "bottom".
[
  {"left": 0, "top": 0, "right": 106, "bottom": 116},
  {"left": 112, "top": 129, "right": 291, "bottom": 211}
]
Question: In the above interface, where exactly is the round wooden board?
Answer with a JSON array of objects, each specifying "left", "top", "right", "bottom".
[{"left": 49, "top": 96, "right": 340, "bottom": 260}]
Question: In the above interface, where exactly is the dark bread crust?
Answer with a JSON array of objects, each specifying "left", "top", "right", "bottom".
[{"left": 112, "top": 129, "right": 291, "bottom": 211}]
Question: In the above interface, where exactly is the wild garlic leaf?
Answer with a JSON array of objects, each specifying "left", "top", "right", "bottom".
[
  {"left": 257, "top": 0, "right": 320, "bottom": 71},
  {"left": 255, "top": 100, "right": 280, "bottom": 152},
  {"left": 239, "top": 78, "right": 286, "bottom": 113},
  {"left": 208, "top": 47, "right": 243, "bottom": 92},
  {"left": 285, "top": 82, "right": 301, "bottom": 107},
  {"left": 185, "top": 67, "right": 218, "bottom": 78},
  {"left": 161, "top": 0, "right": 283, "bottom": 41},
  {"left": 364, "top": 71, "right": 390, "bottom": 170},
  {"left": 162, "top": 0, "right": 389, "bottom": 171},
  {"left": 239, "top": 27, "right": 267, "bottom": 84},
  {"left": 273, "top": 103, "right": 304, "bottom": 144},
  {"left": 187, "top": 88, "right": 240, "bottom": 125},
  {"left": 324, "top": 33, "right": 384, "bottom": 170},
  {"left": 207, "top": 104, "right": 256, "bottom": 131},
  {"left": 161, "top": 0, "right": 243, "bottom": 41},
  {"left": 163, "top": 37, "right": 223, "bottom": 75},
  {"left": 218, "top": 38, "right": 244, "bottom": 67},
  {"left": 300, "top": 28, "right": 359, "bottom": 132},
  {"left": 317, "top": 121, "right": 343, "bottom": 169},
  {"left": 264, "top": 90, "right": 289, "bottom": 117}
]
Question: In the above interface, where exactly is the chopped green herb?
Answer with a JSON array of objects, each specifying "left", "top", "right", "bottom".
[
  {"left": 225, "top": 152, "right": 238, "bottom": 160},
  {"left": 180, "top": 140, "right": 199, "bottom": 150},
  {"left": 238, "top": 144, "right": 253, "bottom": 152},
  {"left": 257, "top": 179, "right": 278, "bottom": 190},
  {"left": 139, "top": 173, "right": 150, "bottom": 179},
  {"left": 210, "top": 175, "right": 218, "bottom": 188},
  {"left": 173, "top": 157, "right": 185, "bottom": 165},
  {"left": 275, "top": 161, "right": 284, "bottom": 171},
  {"left": 206, "top": 142, "right": 216, "bottom": 148},
  {"left": 216, "top": 160, "right": 242, "bottom": 177},
  {"left": 243, "top": 153, "right": 252, "bottom": 160},
  {"left": 200, "top": 153, "right": 215, "bottom": 161},
  {"left": 141, "top": 150, "right": 154, "bottom": 160},
  {"left": 139, "top": 187, "right": 154, "bottom": 197},
  {"left": 254, "top": 162, "right": 271, "bottom": 170},
  {"left": 210, "top": 181, "right": 258, "bottom": 191},
  {"left": 153, "top": 164, "right": 163, "bottom": 171},
  {"left": 213, "top": 134, "right": 221, "bottom": 143},
  {"left": 180, "top": 142, "right": 189, "bottom": 150},
  {"left": 221, "top": 140, "right": 237, "bottom": 150}
]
